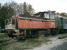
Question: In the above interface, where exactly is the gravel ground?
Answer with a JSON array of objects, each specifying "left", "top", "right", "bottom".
[
  {"left": 30, "top": 36, "right": 67, "bottom": 50},
  {"left": 50, "top": 42, "right": 67, "bottom": 50}
]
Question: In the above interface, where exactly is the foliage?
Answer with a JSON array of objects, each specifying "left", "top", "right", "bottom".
[
  {"left": 60, "top": 12, "right": 67, "bottom": 17},
  {"left": 23, "top": 2, "right": 34, "bottom": 16},
  {"left": 5, "top": 2, "right": 34, "bottom": 16},
  {"left": 27, "top": 4, "right": 34, "bottom": 16},
  {"left": 0, "top": 4, "right": 15, "bottom": 29}
]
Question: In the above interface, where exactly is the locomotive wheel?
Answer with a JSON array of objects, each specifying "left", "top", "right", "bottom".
[{"left": 16, "top": 31, "right": 26, "bottom": 40}]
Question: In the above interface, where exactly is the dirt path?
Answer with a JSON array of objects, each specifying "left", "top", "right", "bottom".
[{"left": 30, "top": 36, "right": 66, "bottom": 50}]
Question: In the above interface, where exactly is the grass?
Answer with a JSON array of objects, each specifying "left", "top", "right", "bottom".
[
  {"left": 1, "top": 33, "right": 67, "bottom": 50},
  {"left": 58, "top": 33, "right": 67, "bottom": 39},
  {"left": 0, "top": 33, "right": 49, "bottom": 50}
]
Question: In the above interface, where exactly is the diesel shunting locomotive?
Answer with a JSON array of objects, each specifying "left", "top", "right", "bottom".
[{"left": 5, "top": 11, "right": 67, "bottom": 39}]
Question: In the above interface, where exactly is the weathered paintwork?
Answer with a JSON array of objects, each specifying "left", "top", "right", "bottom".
[{"left": 17, "top": 19, "right": 56, "bottom": 29}]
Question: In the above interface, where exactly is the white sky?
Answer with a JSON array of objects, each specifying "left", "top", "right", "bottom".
[{"left": 0, "top": 0, "right": 67, "bottom": 13}]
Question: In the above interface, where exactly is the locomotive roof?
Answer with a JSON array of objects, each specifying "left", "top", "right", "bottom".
[
  {"left": 19, "top": 11, "right": 55, "bottom": 19},
  {"left": 34, "top": 11, "right": 55, "bottom": 15},
  {"left": 17, "top": 14, "right": 55, "bottom": 22},
  {"left": 18, "top": 14, "right": 49, "bottom": 20}
]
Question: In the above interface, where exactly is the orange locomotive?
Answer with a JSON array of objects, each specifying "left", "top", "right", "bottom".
[{"left": 5, "top": 11, "right": 56, "bottom": 39}]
